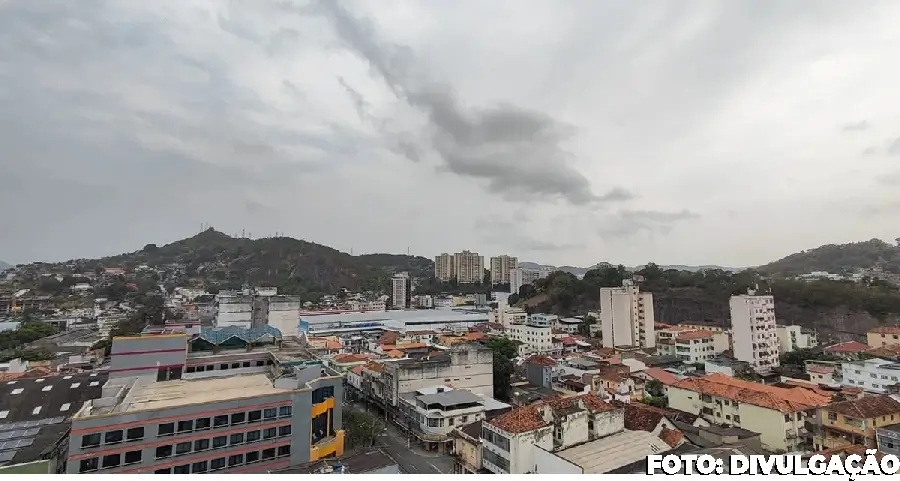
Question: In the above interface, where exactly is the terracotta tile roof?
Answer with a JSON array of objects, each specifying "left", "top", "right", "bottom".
[
  {"left": 806, "top": 365, "right": 834, "bottom": 374},
  {"left": 332, "top": 353, "right": 372, "bottom": 364},
  {"left": 826, "top": 395, "right": 900, "bottom": 419},
  {"left": 824, "top": 341, "right": 870, "bottom": 353},
  {"left": 362, "top": 362, "right": 385, "bottom": 373},
  {"left": 659, "top": 427, "right": 683, "bottom": 448},
  {"left": 349, "top": 365, "right": 365, "bottom": 375},
  {"left": 661, "top": 325, "right": 699, "bottom": 332},
  {"left": 385, "top": 350, "right": 404, "bottom": 358},
  {"left": 869, "top": 326, "right": 900, "bottom": 335},
  {"left": 463, "top": 332, "right": 486, "bottom": 341},
  {"left": 867, "top": 344, "right": 900, "bottom": 359},
  {"left": 528, "top": 355, "right": 557, "bottom": 367},
  {"left": 676, "top": 330, "right": 715, "bottom": 342},
  {"left": 643, "top": 367, "right": 679, "bottom": 385},
  {"left": 655, "top": 323, "right": 672, "bottom": 329},
  {"left": 559, "top": 337, "right": 577, "bottom": 346},
  {"left": 670, "top": 373, "right": 831, "bottom": 413},
  {"left": 814, "top": 444, "right": 885, "bottom": 463},
  {"left": 487, "top": 394, "right": 617, "bottom": 434},
  {"left": 397, "top": 342, "right": 427, "bottom": 350}
]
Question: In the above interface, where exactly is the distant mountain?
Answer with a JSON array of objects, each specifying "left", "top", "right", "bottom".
[
  {"left": 517, "top": 262, "right": 589, "bottom": 277},
  {"left": 758, "top": 238, "right": 900, "bottom": 277},
  {"left": 631, "top": 264, "right": 744, "bottom": 273},
  {"left": 519, "top": 261, "right": 744, "bottom": 276},
  {"left": 0, "top": 261, "right": 10, "bottom": 271}
]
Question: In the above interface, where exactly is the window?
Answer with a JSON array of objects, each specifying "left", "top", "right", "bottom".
[
  {"left": 247, "top": 430, "right": 261, "bottom": 443},
  {"left": 278, "top": 425, "right": 292, "bottom": 437},
  {"left": 154, "top": 468, "right": 171, "bottom": 474},
  {"left": 155, "top": 445, "right": 173, "bottom": 459},
  {"left": 220, "top": 364, "right": 229, "bottom": 370},
  {"left": 126, "top": 427, "right": 144, "bottom": 441},
  {"left": 278, "top": 406, "right": 292, "bottom": 417},
  {"left": 242, "top": 361, "right": 251, "bottom": 368},
  {"left": 192, "top": 461, "right": 208, "bottom": 473},
  {"left": 231, "top": 412, "right": 246, "bottom": 425},
  {"left": 79, "top": 458, "right": 99, "bottom": 473},
  {"left": 194, "top": 439, "right": 210, "bottom": 451},
  {"left": 213, "top": 436, "right": 227, "bottom": 449},
  {"left": 102, "top": 453, "right": 121, "bottom": 469},
  {"left": 158, "top": 423, "right": 175, "bottom": 436},
  {"left": 81, "top": 433, "right": 101, "bottom": 449},
  {"left": 210, "top": 458, "right": 226, "bottom": 471},
  {"left": 124, "top": 450, "right": 142, "bottom": 465},
  {"left": 256, "top": 361, "right": 265, "bottom": 367},
  {"left": 264, "top": 408, "right": 277, "bottom": 419},
  {"left": 195, "top": 418, "right": 211, "bottom": 431},
  {"left": 105, "top": 430, "right": 123, "bottom": 444},
  {"left": 230, "top": 433, "right": 244, "bottom": 445},
  {"left": 213, "top": 415, "right": 229, "bottom": 428},
  {"left": 177, "top": 420, "right": 193, "bottom": 433},
  {"left": 312, "top": 386, "right": 335, "bottom": 404},
  {"left": 228, "top": 454, "right": 244, "bottom": 467},
  {"left": 248, "top": 410, "right": 262, "bottom": 423},
  {"left": 262, "top": 448, "right": 276, "bottom": 460},
  {"left": 185, "top": 366, "right": 196, "bottom": 373},
  {"left": 173, "top": 464, "right": 190, "bottom": 474},
  {"left": 263, "top": 427, "right": 277, "bottom": 439},
  {"left": 277, "top": 445, "right": 291, "bottom": 457},
  {"left": 176, "top": 441, "right": 192, "bottom": 455},
  {"left": 231, "top": 363, "right": 240, "bottom": 369},
  {"left": 246, "top": 451, "right": 260, "bottom": 464}
]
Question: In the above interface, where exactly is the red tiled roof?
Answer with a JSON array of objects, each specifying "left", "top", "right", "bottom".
[
  {"left": 867, "top": 344, "right": 900, "bottom": 359},
  {"left": 824, "top": 341, "right": 870, "bottom": 353},
  {"left": 869, "top": 326, "right": 900, "bottom": 335},
  {"left": 528, "top": 355, "right": 557, "bottom": 367},
  {"left": 332, "top": 353, "right": 372, "bottom": 364},
  {"left": 676, "top": 330, "right": 715, "bottom": 342},
  {"left": 644, "top": 368, "right": 679, "bottom": 385},
  {"left": 385, "top": 350, "right": 404, "bottom": 358},
  {"left": 806, "top": 365, "right": 834, "bottom": 374},
  {"left": 826, "top": 395, "right": 900, "bottom": 419},
  {"left": 659, "top": 427, "right": 683, "bottom": 448},
  {"left": 559, "top": 337, "right": 577, "bottom": 346},
  {"left": 487, "top": 394, "right": 616, "bottom": 434},
  {"left": 670, "top": 373, "right": 831, "bottom": 413},
  {"left": 349, "top": 365, "right": 365, "bottom": 375}
]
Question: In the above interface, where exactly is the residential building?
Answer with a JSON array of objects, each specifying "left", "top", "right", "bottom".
[
  {"left": 667, "top": 373, "right": 831, "bottom": 451},
  {"left": 729, "top": 290, "right": 779, "bottom": 373},
  {"left": 840, "top": 358, "right": 900, "bottom": 393},
  {"left": 397, "top": 386, "right": 509, "bottom": 452},
  {"left": 776, "top": 325, "right": 818, "bottom": 353},
  {"left": 868, "top": 326, "right": 900, "bottom": 348},
  {"left": 453, "top": 251, "right": 485, "bottom": 284},
  {"left": 434, "top": 253, "right": 455, "bottom": 282},
  {"left": 660, "top": 330, "right": 727, "bottom": 364},
  {"left": 510, "top": 268, "right": 551, "bottom": 296},
  {"left": 807, "top": 365, "right": 836, "bottom": 384},
  {"left": 481, "top": 394, "right": 623, "bottom": 474},
  {"left": 391, "top": 272, "right": 410, "bottom": 309},
  {"left": 599, "top": 280, "right": 655, "bottom": 350},
  {"left": 66, "top": 327, "right": 345, "bottom": 474},
  {"left": 557, "top": 318, "right": 582, "bottom": 335},
  {"left": 490, "top": 256, "right": 518, "bottom": 285},
  {"left": 876, "top": 423, "right": 900, "bottom": 456},
  {"left": 824, "top": 341, "right": 871, "bottom": 359},
  {"left": 532, "top": 429, "right": 673, "bottom": 474},
  {"left": 489, "top": 305, "right": 527, "bottom": 329},
  {"left": 506, "top": 314, "right": 556, "bottom": 356},
  {"left": 812, "top": 395, "right": 900, "bottom": 450},
  {"left": 452, "top": 421, "right": 484, "bottom": 474}
]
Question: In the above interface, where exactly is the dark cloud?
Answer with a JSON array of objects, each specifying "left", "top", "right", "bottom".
[
  {"left": 308, "top": 0, "right": 630, "bottom": 206},
  {"left": 842, "top": 120, "right": 870, "bottom": 132}
]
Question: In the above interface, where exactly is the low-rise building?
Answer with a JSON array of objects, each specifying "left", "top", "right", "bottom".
[
  {"left": 451, "top": 421, "right": 484, "bottom": 474},
  {"left": 812, "top": 395, "right": 900, "bottom": 450},
  {"left": 398, "top": 386, "right": 509, "bottom": 452},
  {"left": 668, "top": 373, "right": 831, "bottom": 451},
  {"left": 506, "top": 315, "right": 556, "bottom": 356},
  {"left": 868, "top": 326, "right": 900, "bottom": 348},
  {"left": 840, "top": 358, "right": 900, "bottom": 393},
  {"left": 776, "top": 325, "right": 818, "bottom": 353},
  {"left": 666, "top": 330, "right": 727, "bottom": 363}
]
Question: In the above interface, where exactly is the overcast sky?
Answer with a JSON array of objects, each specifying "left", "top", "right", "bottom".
[{"left": 2, "top": 0, "right": 900, "bottom": 268}]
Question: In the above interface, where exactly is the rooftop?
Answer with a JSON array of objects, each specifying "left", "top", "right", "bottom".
[
  {"left": 0, "top": 372, "right": 108, "bottom": 423},
  {"left": 552, "top": 429, "right": 672, "bottom": 474},
  {"left": 824, "top": 341, "right": 870, "bottom": 353},
  {"left": 487, "top": 393, "right": 616, "bottom": 434},
  {"left": 418, "top": 389, "right": 484, "bottom": 408},
  {"left": 825, "top": 395, "right": 900, "bottom": 419},
  {"left": 670, "top": 372, "right": 831, "bottom": 413},
  {"left": 676, "top": 330, "right": 715, "bottom": 342},
  {"left": 869, "top": 326, "right": 900, "bottom": 335},
  {"left": 0, "top": 417, "right": 70, "bottom": 467}
]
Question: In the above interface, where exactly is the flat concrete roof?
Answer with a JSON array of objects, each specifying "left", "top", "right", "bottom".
[
  {"left": 554, "top": 430, "right": 671, "bottom": 474},
  {"left": 123, "top": 374, "right": 291, "bottom": 412}
]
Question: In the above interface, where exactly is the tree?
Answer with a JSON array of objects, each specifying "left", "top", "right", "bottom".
[
  {"left": 577, "top": 314, "right": 597, "bottom": 336},
  {"left": 485, "top": 337, "right": 518, "bottom": 401},
  {"left": 645, "top": 379, "right": 665, "bottom": 397},
  {"left": 343, "top": 408, "right": 385, "bottom": 448}
]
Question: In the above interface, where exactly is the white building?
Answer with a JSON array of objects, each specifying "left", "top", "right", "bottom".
[
  {"left": 490, "top": 255, "right": 518, "bottom": 285},
  {"left": 841, "top": 358, "right": 900, "bottom": 393},
  {"left": 557, "top": 318, "right": 583, "bottom": 335},
  {"left": 399, "top": 386, "right": 508, "bottom": 445},
  {"left": 383, "top": 344, "right": 495, "bottom": 405},
  {"left": 510, "top": 267, "right": 551, "bottom": 296},
  {"left": 392, "top": 272, "right": 411, "bottom": 309},
  {"left": 729, "top": 290, "right": 779, "bottom": 373},
  {"left": 775, "top": 325, "right": 818, "bottom": 353},
  {"left": 507, "top": 314, "right": 557, "bottom": 356},
  {"left": 490, "top": 305, "right": 527, "bottom": 329},
  {"left": 599, "top": 280, "right": 655, "bottom": 349}
]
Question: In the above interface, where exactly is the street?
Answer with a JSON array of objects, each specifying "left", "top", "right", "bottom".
[{"left": 368, "top": 414, "right": 456, "bottom": 474}]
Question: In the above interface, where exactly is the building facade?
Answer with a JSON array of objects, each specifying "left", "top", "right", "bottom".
[
  {"left": 776, "top": 325, "right": 818, "bottom": 353},
  {"left": 599, "top": 281, "right": 655, "bottom": 350},
  {"left": 868, "top": 327, "right": 900, "bottom": 348},
  {"left": 434, "top": 254, "right": 455, "bottom": 283},
  {"left": 729, "top": 291, "right": 779, "bottom": 373},
  {"left": 489, "top": 256, "right": 518, "bottom": 285},
  {"left": 391, "top": 272, "right": 410, "bottom": 309},
  {"left": 840, "top": 358, "right": 900, "bottom": 393},
  {"left": 453, "top": 251, "right": 485, "bottom": 284}
]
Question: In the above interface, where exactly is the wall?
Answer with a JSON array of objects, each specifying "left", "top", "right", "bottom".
[
  {"left": 533, "top": 446, "right": 582, "bottom": 474},
  {"left": 109, "top": 335, "right": 187, "bottom": 379}
]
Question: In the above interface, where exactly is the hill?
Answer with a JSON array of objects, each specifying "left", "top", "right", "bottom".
[
  {"left": 60, "top": 229, "right": 433, "bottom": 299},
  {"left": 0, "top": 261, "right": 9, "bottom": 271},
  {"left": 758, "top": 238, "right": 900, "bottom": 277}
]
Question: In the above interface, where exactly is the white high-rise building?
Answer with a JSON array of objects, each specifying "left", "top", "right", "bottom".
[
  {"left": 510, "top": 268, "right": 524, "bottom": 295},
  {"left": 730, "top": 289, "right": 780, "bottom": 373},
  {"left": 453, "top": 250, "right": 485, "bottom": 284},
  {"left": 392, "top": 272, "right": 410, "bottom": 309},
  {"left": 599, "top": 280, "right": 655, "bottom": 349},
  {"left": 490, "top": 255, "right": 518, "bottom": 285},
  {"left": 434, "top": 253, "right": 455, "bottom": 282}
]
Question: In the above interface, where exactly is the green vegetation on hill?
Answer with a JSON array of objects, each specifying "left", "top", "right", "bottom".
[
  {"left": 516, "top": 263, "right": 900, "bottom": 323},
  {"left": 758, "top": 238, "right": 900, "bottom": 276}
]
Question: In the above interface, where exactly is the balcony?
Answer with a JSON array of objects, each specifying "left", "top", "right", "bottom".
[{"left": 309, "top": 430, "right": 345, "bottom": 461}]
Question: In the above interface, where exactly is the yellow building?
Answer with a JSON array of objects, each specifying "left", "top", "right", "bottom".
[
  {"left": 812, "top": 395, "right": 900, "bottom": 450},
  {"left": 867, "top": 326, "right": 900, "bottom": 348},
  {"left": 668, "top": 373, "right": 831, "bottom": 452}
]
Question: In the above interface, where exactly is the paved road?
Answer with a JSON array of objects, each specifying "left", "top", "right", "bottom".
[{"left": 373, "top": 418, "right": 456, "bottom": 473}]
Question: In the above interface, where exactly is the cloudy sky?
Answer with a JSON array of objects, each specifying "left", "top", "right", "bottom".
[{"left": 2, "top": 0, "right": 900, "bottom": 268}]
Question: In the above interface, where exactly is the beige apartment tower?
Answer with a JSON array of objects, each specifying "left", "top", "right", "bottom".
[
  {"left": 490, "top": 255, "right": 518, "bottom": 285},
  {"left": 454, "top": 251, "right": 485, "bottom": 284},
  {"left": 599, "top": 280, "right": 655, "bottom": 349},
  {"left": 434, "top": 253, "right": 455, "bottom": 282}
]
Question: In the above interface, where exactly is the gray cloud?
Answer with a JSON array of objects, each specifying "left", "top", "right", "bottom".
[
  {"left": 842, "top": 120, "right": 870, "bottom": 132},
  {"left": 862, "top": 146, "right": 878, "bottom": 156},
  {"left": 308, "top": 0, "right": 629, "bottom": 206},
  {"left": 888, "top": 137, "right": 900, "bottom": 156},
  {"left": 597, "top": 209, "right": 700, "bottom": 238}
]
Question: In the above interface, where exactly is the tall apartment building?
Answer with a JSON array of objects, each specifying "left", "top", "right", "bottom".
[
  {"left": 730, "top": 290, "right": 780, "bottom": 373},
  {"left": 391, "top": 272, "right": 410, "bottom": 309},
  {"left": 599, "top": 280, "right": 655, "bottom": 349},
  {"left": 453, "top": 251, "right": 485, "bottom": 284},
  {"left": 67, "top": 327, "right": 344, "bottom": 474},
  {"left": 434, "top": 253, "right": 455, "bottom": 282},
  {"left": 489, "top": 256, "right": 518, "bottom": 285}
]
